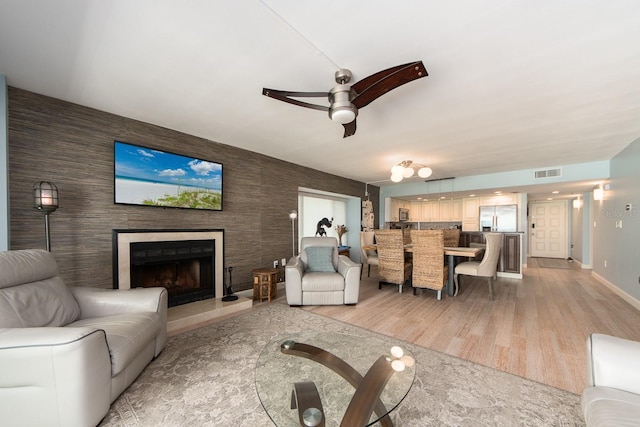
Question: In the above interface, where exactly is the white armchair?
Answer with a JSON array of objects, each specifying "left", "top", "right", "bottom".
[
  {"left": 582, "top": 333, "right": 640, "bottom": 426},
  {"left": 285, "top": 237, "right": 361, "bottom": 305},
  {"left": 0, "top": 249, "right": 167, "bottom": 427}
]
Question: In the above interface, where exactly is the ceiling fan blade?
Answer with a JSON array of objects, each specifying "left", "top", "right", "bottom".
[
  {"left": 342, "top": 119, "right": 357, "bottom": 138},
  {"left": 262, "top": 88, "right": 329, "bottom": 112},
  {"left": 351, "top": 61, "right": 427, "bottom": 109}
]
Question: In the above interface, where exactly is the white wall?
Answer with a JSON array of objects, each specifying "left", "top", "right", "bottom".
[
  {"left": 1, "top": 75, "right": 9, "bottom": 251},
  {"left": 591, "top": 138, "right": 640, "bottom": 306}
]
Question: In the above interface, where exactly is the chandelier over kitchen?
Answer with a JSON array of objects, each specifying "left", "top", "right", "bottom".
[{"left": 390, "top": 160, "right": 432, "bottom": 183}]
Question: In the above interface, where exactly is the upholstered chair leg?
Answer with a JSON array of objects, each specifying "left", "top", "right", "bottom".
[
  {"left": 487, "top": 277, "right": 495, "bottom": 300},
  {"left": 453, "top": 273, "right": 460, "bottom": 296},
  {"left": 437, "top": 290, "right": 442, "bottom": 301},
  {"left": 413, "top": 287, "right": 417, "bottom": 295},
  {"left": 368, "top": 264, "right": 371, "bottom": 277}
]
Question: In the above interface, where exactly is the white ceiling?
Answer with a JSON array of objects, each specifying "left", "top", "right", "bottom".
[{"left": 2, "top": 1, "right": 640, "bottom": 201}]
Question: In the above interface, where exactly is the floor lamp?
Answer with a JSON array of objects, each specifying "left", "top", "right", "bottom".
[
  {"left": 289, "top": 210, "right": 298, "bottom": 258},
  {"left": 33, "top": 181, "right": 59, "bottom": 252}
]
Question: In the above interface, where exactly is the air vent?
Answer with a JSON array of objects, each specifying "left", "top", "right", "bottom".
[{"left": 534, "top": 168, "right": 562, "bottom": 179}]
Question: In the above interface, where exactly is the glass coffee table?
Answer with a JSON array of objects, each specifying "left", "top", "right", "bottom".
[{"left": 255, "top": 333, "right": 415, "bottom": 427}]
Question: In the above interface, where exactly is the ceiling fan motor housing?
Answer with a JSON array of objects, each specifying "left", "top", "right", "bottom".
[{"left": 329, "top": 83, "right": 357, "bottom": 124}]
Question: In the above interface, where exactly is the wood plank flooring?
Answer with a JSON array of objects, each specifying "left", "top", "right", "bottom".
[{"left": 302, "top": 258, "right": 640, "bottom": 394}]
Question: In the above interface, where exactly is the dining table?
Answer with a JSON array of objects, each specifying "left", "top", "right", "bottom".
[{"left": 361, "top": 244, "right": 483, "bottom": 297}]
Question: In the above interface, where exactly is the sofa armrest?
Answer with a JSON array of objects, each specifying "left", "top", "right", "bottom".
[
  {"left": 338, "top": 255, "right": 362, "bottom": 304},
  {"left": 587, "top": 333, "right": 640, "bottom": 395},
  {"left": 71, "top": 286, "right": 167, "bottom": 318},
  {"left": 71, "top": 286, "right": 168, "bottom": 356},
  {"left": 285, "top": 257, "right": 304, "bottom": 305},
  {"left": 0, "top": 327, "right": 112, "bottom": 427}
]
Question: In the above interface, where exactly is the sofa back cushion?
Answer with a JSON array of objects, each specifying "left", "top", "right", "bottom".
[{"left": 0, "top": 249, "right": 80, "bottom": 327}]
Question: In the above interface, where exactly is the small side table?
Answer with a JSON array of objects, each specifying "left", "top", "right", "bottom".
[
  {"left": 253, "top": 268, "right": 278, "bottom": 302},
  {"left": 338, "top": 246, "right": 351, "bottom": 258}
]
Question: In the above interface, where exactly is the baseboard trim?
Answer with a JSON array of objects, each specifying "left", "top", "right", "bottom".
[{"left": 591, "top": 271, "right": 640, "bottom": 312}]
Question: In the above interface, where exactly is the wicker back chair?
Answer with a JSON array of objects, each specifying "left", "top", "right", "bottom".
[
  {"left": 443, "top": 228, "right": 461, "bottom": 248},
  {"left": 374, "top": 229, "right": 412, "bottom": 293},
  {"left": 411, "top": 230, "right": 448, "bottom": 300}
]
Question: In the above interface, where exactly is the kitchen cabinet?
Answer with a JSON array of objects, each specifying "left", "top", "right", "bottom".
[
  {"left": 409, "top": 201, "right": 422, "bottom": 221},
  {"left": 502, "top": 233, "right": 521, "bottom": 274},
  {"left": 421, "top": 200, "right": 440, "bottom": 221},
  {"left": 479, "top": 194, "right": 518, "bottom": 206},
  {"left": 449, "top": 199, "right": 462, "bottom": 221},
  {"left": 462, "top": 197, "right": 480, "bottom": 231}
]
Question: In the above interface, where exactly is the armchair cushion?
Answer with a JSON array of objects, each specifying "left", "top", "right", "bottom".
[{"left": 305, "top": 246, "right": 336, "bottom": 272}]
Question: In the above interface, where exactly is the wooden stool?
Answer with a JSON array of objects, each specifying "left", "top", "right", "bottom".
[{"left": 252, "top": 268, "right": 278, "bottom": 302}]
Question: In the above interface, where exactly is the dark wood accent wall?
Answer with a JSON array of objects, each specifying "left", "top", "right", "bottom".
[{"left": 7, "top": 87, "right": 380, "bottom": 290}]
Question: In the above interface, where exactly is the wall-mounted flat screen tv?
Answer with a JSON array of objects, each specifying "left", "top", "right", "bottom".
[{"left": 114, "top": 141, "right": 222, "bottom": 211}]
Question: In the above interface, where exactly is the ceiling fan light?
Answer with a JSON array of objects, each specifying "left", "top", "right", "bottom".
[
  {"left": 330, "top": 107, "right": 356, "bottom": 124},
  {"left": 418, "top": 167, "right": 432, "bottom": 178},
  {"left": 402, "top": 167, "right": 415, "bottom": 178},
  {"left": 390, "top": 173, "right": 403, "bottom": 183}
]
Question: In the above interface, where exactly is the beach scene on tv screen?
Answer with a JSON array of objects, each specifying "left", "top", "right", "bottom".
[{"left": 115, "top": 141, "right": 222, "bottom": 210}]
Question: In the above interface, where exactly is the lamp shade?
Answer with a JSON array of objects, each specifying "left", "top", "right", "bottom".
[
  {"left": 33, "top": 181, "right": 59, "bottom": 213},
  {"left": 418, "top": 167, "right": 433, "bottom": 178},
  {"left": 402, "top": 167, "right": 415, "bottom": 178},
  {"left": 594, "top": 188, "right": 603, "bottom": 201},
  {"left": 390, "top": 173, "right": 403, "bottom": 183}
]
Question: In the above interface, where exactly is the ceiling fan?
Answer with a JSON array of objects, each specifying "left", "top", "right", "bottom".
[{"left": 262, "top": 61, "right": 428, "bottom": 138}]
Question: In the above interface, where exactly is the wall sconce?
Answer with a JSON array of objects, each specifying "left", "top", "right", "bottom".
[
  {"left": 33, "top": 181, "right": 59, "bottom": 251},
  {"left": 572, "top": 197, "right": 582, "bottom": 209},
  {"left": 289, "top": 210, "right": 298, "bottom": 258},
  {"left": 593, "top": 188, "right": 604, "bottom": 201}
]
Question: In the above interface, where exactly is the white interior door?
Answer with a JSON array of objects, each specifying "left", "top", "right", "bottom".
[{"left": 529, "top": 201, "right": 567, "bottom": 258}]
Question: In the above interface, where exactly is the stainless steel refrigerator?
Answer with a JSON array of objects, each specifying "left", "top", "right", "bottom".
[{"left": 479, "top": 204, "right": 517, "bottom": 232}]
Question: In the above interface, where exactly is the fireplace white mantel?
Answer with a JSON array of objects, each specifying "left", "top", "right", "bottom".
[{"left": 113, "top": 229, "right": 225, "bottom": 299}]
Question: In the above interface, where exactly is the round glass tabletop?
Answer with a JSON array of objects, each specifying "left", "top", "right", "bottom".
[{"left": 255, "top": 332, "right": 415, "bottom": 427}]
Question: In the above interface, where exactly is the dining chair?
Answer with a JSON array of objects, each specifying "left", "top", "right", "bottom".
[
  {"left": 411, "top": 230, "right": 448, "bottom": 300},
  {"left": 443, "top": 229, "right": 461, "bottom": 248},
  {"left": 453, "top": 232, "right": 502, "bottom": 299},
  {"left": 374, "top": 229, "right": 412, "bottom": 293},
  {"left": 360, "top": 231, "right": 378, "bottom": 278}
]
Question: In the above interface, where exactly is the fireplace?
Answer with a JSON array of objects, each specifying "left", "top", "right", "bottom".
[{"left": 113, "top": 229, "right": 224, "bottom": 307}]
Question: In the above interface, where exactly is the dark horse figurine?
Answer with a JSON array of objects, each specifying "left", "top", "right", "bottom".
[{"left": 315, "top": 217, "right": 333, "bottom": 236}]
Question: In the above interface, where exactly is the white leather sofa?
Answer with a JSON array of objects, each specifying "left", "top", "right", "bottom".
[
  {"left": 0, "top": 249, "right": 167, "bottom": 427},
  {"left": 582, "top": 333, "right": 640, "bottom": 426},
  {"left": 285, "top": 237, "right": 361, "bottom": 305}
]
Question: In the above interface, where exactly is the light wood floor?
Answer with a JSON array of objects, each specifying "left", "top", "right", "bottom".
[{"left": 302, "top": 258, "right": 640, "bottom": 395}]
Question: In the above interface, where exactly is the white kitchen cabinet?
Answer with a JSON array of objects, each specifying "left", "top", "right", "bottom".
[
  {"left": 409, "top": 201, "right": 422, "bottom": 221},
  {"left": 439, "top": 199, "right": 452, "bottom": 220},
  {"left": 450, "top": 198, "right": 462, "bottom": 221},
  {"left": 462, "top": 197, "right": 480, "bottom": 231},
  {"left": 479, "top": 193, "right": 518, "bottom": 206},
  {"left": 421, "top": 200, "right": 440, "bottom": 221}
]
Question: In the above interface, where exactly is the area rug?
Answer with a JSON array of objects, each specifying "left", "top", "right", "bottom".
[
  {"left": 536, "top": 258, "right": 572, "bottom": 269},
  {"left": 99, "top": 300, "right": 584, "bottom": 427}
]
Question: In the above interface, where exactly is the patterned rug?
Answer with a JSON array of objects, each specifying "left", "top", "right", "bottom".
[
  {"left": 536, "top": 258, "right": 572, "bottom": 269},
  {"left": 100, "top": 300, "right": 584, "bottom": 426}
]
